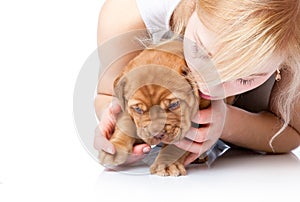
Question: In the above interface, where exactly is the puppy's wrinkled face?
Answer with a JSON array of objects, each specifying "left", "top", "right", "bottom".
[{"left": 127, "top": 84, "right": 195, "bottom": 145}]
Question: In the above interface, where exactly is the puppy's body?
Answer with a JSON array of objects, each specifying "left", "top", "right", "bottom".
[{"left": 98, "top": 41, "right": 211, "bottom": 176}]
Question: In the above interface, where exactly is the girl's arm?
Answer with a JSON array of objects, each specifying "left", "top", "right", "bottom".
[
  {"left": 222, "top": 105, "right": 300, "bottom": 153},
  {"left": 94, "top": 0, "right": 151, "bottom": 159},
  {"left": 221, "top": 70, "right": 300, "bottom": 153},
  {"left": 95, "top": 0, "right": 146, "bottom": 117}
]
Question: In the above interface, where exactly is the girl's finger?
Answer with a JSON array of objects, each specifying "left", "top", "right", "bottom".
[
  {"left": 109, "top": 101, "right": 122, "bottom": 114},
  {"left": 185, "top": 127, "right": 208, "bottom": 143},
  {"left": 122, "top": 144, "right": 151, "bottom": 165},
  {"left": 192, "top": 108, "right": 211, "bottom": 124},
  {"left": 94, "top": 126, "right": 115, "bottom": 154},
  {"left": 132, "top": 144, "right": 151, "bottom": 155},
  {"left": 184, "top": 152, "right": 202, "bottom": 166},
  {"left": 183, "top": 140, "right": 216, "bottom": 166},
  {"left": 174, "top": 138, "right": 204, "bottom": 154}
]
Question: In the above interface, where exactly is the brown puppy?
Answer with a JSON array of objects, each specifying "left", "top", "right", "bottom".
[{"left": 98, "top": 40, "right": 211, "bottom": 176}]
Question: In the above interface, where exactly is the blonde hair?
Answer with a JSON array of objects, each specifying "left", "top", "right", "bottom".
[{"left": 171, "top": 0, "right": 300, "bottom": 152}]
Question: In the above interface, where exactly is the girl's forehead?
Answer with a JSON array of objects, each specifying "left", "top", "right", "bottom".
[
  {"left": 226, "top": 54, "right": 283, "bottom": 80},
  {"left": 184, "top": 11, "right": 286, "bottom": 81}
]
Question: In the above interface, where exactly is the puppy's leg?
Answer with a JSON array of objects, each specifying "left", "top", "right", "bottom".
[
  {"left": 150, "top": 144, "right": 189, "bottom": 176},
  {"left": 98, "top": 112, "right": 137, "bottom": 166}
]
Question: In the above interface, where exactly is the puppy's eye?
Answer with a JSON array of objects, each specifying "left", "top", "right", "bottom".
[
  {"left": 168, "top": 101, "right": 180, "bottom": 111},
  {"left": 132, "top": 106, "right": 144, "bottom": 114}
]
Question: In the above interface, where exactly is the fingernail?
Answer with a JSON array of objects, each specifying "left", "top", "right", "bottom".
[
  {"left": 108, "top": 102, "right": 113, "bottom": 108},
  {"left": 143, "top": 147, "right": 150, "bottom": 154},
  {"left": 106, "top": 147, "right": 114, "bottom": 154},
  {"left": 111, "top": 99, "right": 119, "bottom": 107}
]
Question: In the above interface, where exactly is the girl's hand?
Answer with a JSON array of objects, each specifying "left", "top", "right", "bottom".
[
  {"left": 94, "top": 101, "right": 151, "bottom": 165},
  {"left": 174, "top": 99, "right": 228, "bottom": 165}
]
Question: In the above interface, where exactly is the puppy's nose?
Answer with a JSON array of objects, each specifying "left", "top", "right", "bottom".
[
  {"left": 153, "top": 132, "right": 165, "bottom": 139},
  {"left": 148, "top": 105, "right": 166, "bottom": 135}
]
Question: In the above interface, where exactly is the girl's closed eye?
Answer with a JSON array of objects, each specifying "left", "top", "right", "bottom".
[
  {"left": 236, "top": 72, "right": 270, "bottom": 86},
  {"left": 237, "top": 78, "right": 255, "bottom": 86}
]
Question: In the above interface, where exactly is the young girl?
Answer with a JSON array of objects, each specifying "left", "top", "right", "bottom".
[{"left": 94, "top": 0, "right": 300, "bottom": 165}]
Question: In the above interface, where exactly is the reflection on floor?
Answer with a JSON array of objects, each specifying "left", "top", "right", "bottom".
[{"left": 95, "top": 147, "right": 300, "bottom": 202}]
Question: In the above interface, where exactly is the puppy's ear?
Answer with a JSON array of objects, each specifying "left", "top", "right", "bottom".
[
  {"left": 113, "top": 73, "right": 123, "bottom": 89},
  {"left": 113, "top": 74, "right": 127, "bottom": 111},
  {"left": 180, "top": 65, "right": 199, "bottom": 97},
  {"left": 181, "top": 66, "right": 211, "bottom": 109}
]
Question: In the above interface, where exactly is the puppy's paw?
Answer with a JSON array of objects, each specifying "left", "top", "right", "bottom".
[
  {"left": 98, "top": 145, "right": 130, "bottom": 167},
  {"left": 150, "top": 162, "right": 187, "bottom": 176}
]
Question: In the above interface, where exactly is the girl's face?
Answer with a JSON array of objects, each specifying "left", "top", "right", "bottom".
[{"left": 184, "top": 12, "right": 283, "bottom": 100}]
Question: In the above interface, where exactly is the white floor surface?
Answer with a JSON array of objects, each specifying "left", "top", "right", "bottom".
[{"left": 95, "top": 148, "right": 300, "bottom": 202}]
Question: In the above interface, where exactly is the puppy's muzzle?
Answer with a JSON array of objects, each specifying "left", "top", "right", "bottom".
[{"left": 148, "top": 105, "right": 167, "bottom": 134}]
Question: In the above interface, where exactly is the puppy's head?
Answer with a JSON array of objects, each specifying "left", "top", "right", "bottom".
[
  {"left": 113, "top": 42, "right": 206, "bottom": 145},
  {"left": 131, "top": 84, "right": 195, "bottom": 145}
]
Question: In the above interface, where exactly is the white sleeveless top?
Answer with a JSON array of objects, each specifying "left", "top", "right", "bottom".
[{"left": 136, "top": 0, "right": 181, "bottom": 42}]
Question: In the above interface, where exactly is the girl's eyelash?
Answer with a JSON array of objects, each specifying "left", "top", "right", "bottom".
[{"left": 237, "top": 78, "right": 254, "bottom": 85}]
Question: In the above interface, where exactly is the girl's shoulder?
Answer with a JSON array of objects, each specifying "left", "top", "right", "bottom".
[{"left": 98, "top": 0, "right": 146, "bottom": 43}]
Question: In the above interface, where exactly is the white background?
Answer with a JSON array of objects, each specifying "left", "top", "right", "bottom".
[
  {"left": 0, "top": 1, "right": 299, "bottom": 202},
  {"left": 0, "top": 0, "right": 105, "bottom": 201}
]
